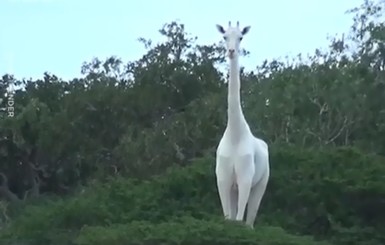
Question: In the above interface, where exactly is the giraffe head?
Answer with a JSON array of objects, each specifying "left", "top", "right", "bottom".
[{"left": 216, "top": 21, "right": 251, "bottom": 60}]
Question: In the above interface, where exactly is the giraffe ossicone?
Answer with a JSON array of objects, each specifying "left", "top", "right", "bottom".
[{"left": 215, "top": 21, "right": 270, "bottom": 228}]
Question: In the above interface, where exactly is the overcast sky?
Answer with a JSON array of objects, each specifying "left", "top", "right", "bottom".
[{"left": 0, "top": 0, "right": 363, "bottom": 80}]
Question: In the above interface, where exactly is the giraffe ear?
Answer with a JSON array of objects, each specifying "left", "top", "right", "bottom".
[
  {"left": 241, "top": 26, "right": 251, "bottom": 35},
  {"left": 216, "top": 24, "right": 225, "bottom": 34}
]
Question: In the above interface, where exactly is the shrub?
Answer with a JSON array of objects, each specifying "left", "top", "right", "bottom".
[
  {"left": 1, "top": 146, "right": 384, "bottom": 245},
  {"left": 75, "top": 217, "right": 331, "bottom": 245}
]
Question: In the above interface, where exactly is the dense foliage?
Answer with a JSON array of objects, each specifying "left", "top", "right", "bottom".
[{"left": 0, "top": 0, "right": 384, "bottom": 244}]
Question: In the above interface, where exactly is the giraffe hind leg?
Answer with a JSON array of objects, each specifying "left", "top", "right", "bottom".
[{"left": 229, "top": 185, "right": 238, "bottom": 220}]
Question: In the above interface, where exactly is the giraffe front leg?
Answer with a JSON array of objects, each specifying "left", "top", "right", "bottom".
[
  {"left": 246, "top": 169, "right": 269, "bottom": 228},
  {"left": 234, "top": 155, "right": 254, "bottom": 222},
  {"left": 217, "top": 178, "right": 233, "bottom": 219},
  {"left": 216, "top": 156, "right": 234, "bottom": 219}
]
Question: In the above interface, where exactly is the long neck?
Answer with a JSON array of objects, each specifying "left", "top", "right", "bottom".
[{"left": 226, "top": 56, "right": 246, "bottom": 135}]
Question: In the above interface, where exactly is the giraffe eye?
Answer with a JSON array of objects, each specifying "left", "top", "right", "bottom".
[
  {"left": 239, "top": 37, "right": 243, "bottom": 41},
  {"left": 223, "top": 36, "right": 227, "bottom": 41}
]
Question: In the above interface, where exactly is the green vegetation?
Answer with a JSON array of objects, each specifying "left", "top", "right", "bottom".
[{"left": 0, "top": 0, "right": 384, "bottom": 244}]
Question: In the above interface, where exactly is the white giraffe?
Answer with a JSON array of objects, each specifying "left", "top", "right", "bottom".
[{"left": 215, "top": 21, "right": 270, "bottom": 228}]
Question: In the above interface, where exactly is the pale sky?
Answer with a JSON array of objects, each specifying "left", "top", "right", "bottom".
[{"left": 0, "top": 0, "right": 363, "bottom": 80}]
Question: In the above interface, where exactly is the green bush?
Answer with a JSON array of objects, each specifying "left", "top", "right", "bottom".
[
  {"left": 263, "top": 146, "right": 385, "bottom": 241},
  {"left": 75, "top": 217, "right": 331, "bottom": 245},
  {"left": 1, "top": 147, "right": 384, "bottom": 245}
]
